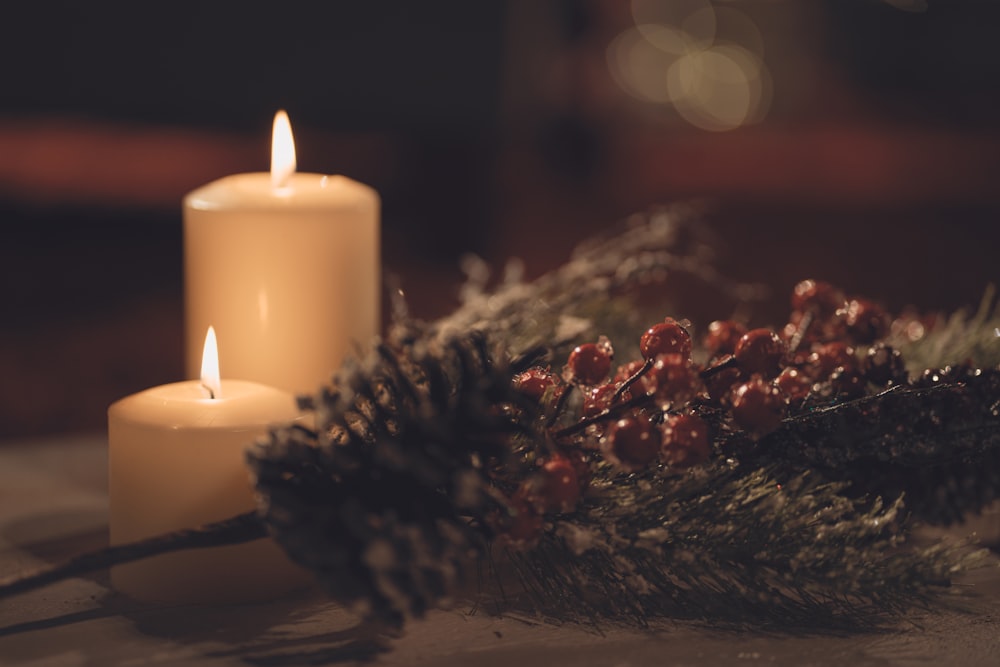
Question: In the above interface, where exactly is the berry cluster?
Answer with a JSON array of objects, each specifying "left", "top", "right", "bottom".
[{"left": 495, "top": 279, "right": 917, "bottom": 544}]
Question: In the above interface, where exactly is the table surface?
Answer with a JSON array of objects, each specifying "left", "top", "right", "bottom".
[{"left": 2, "top": 435, "right": 1000, "bottom": 667}]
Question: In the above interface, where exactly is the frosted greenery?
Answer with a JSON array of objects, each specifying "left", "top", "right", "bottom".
[
  {"left": 895, "top": 285, "right": 1000, "bottom": 372},
  {"left": 250, "top": 208, "right": 998, "bottom": 629}
]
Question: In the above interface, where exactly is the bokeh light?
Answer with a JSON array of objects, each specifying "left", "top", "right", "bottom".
[
  {"left": 632, "top": 0, "right": 716, "bottom": 50},
  {"left": 611, "top": 0, "right": 772, "bottom": 131},
  {"left": 712, "top": 7, "right": 765, "bottom": 57},
  {"left": 607, "top": 26, "right": 675, "bottom": 104}
]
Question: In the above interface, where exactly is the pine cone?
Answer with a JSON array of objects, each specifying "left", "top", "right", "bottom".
[{"left": 247, "top": 329, "right": 535, "bottom": 627}]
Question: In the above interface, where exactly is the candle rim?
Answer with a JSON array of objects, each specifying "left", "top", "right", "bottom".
[
  {"left": 184, "top": 173, "right": 378, "bottom": 213},
  {"left": 107, "top": 379, "right": 301, "bottom": 430}
]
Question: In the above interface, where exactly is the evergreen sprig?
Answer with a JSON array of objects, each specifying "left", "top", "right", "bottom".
[
  {"left": 2, "top": 208, "right": 996, "bottom": 636},
  {"left": 894, "top": 285, "right": 1000, "bottom": 372},
  {"left": 247, "top": 208, "right": 999, "bottom": 629},
  {"left": 508, "top": 468, "right": 978, "bottom": 629},
  {"left": 431, "top": 205, "right": 764, "bottom": 356}
]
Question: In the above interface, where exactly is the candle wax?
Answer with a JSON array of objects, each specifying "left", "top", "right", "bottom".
[
  {"left": 184, "top": 173, "right": 380, "bottom": 395},
  {"left": 108, "top": 379, "right": 310, "bottom": 603}
]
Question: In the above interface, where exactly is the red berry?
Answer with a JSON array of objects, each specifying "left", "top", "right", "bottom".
[
  {"left": 783, "top": 309, "right": 844, "bottom": 348},
  {"left": 605, "top": 415, "right": 661, "bottom": 470},
  {"left": 807, "top": 341, "right": 857, "bottom": 379},
  {"left": 781, "top": 316, "right": 802, "bottom": 343},
  {"left": 787, "top": 281, "right": 849, "bottom": 345},
  {"left": 731, "top": 377, "right": 786, "bottom": 437},
  {"left": 734, "top": 329, "right": 786, "bottom": 377},
  {"left": 791, "top": 279, "right": 846, "bottom": 316},
  {"left": 829, "top": 367, "right": 866, "bottom": 399},
  {"left": 703, "top": 363, "right": 744, "bottom": 406},
  {"left": 661, "top": 414, "right": 711, "bottom": 468},
  {"left": 640, "top": 318, "right": 692, "bottom": 361},
  {"left": 492, "top": 494, "right": 543, "bottom": 546},
  {"left": 775, "top": 367, "right": 811, "bottom": 406},
  {"left": 513, "top": 367, "right": 557, "bottom": 402},
  {"left": 645, "top": 353, "right": 697, "bottom": 404},
  {"left": 567, "top": 342, "right": 612, "bottom": 385},
  {"left": 863, "top": 343, "right": 907, "bottom": 387},
  {"left": 582, "top": 383, "right": 618, "bottom": 418},
  {"left": 704, "top": 320, "right": 747, "bottom": 357},
  {"left": 538, "top": 457, "right": 581, "bottom": 513},
  {"left": 841, "top": 298, "right": 889, "bottom": 344}
]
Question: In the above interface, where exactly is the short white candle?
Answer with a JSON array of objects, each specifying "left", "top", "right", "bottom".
[
  {"left": 108, "top": 328, "right": 309, "bottom": 603},
  {"left": 184, "top": 110, "right": 380, "bottom": 395}
]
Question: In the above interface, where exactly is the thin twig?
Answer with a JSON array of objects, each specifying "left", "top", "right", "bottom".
[
  {"left": 554, "top": 391, "right": 655, "bottom": 439},
  {"left": 613, "top": 358, "right": 652, "bottom": 401},
  {"left": 0, "top": 511, "right": 265, "bottom": 599},
  {"left": 699, "top": 354, "right": 737, "bottom": 379}
]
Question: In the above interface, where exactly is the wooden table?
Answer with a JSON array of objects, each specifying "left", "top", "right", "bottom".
[{"left": 2, "top": 435, "right": 999, "bottom": 666}]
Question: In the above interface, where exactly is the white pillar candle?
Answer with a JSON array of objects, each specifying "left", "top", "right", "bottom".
[
  {"left": 184, "top": 110, "right": 380, "bottom": 395},
  {"left": 108, "top": 328, "right": 310, "bottom": 603}
]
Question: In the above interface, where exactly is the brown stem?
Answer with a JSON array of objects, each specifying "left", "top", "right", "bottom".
[
  {"left": 613, "top": 358, "right": 653, "bottom": 402},
  {"left": 0, "top": 511, "right": 266, "bottom": 600},
  {"left": 699, "top": 354, "right": 737, "bottom": 379},
  {"left": 544, "top": 384, "right": 573, "bottom": 429},
  {"left": 554, "top": 391, "right": 654, "bottom": 439}
]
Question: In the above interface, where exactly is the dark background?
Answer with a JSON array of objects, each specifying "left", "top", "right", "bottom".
[{"left": 2, "top": 0, "right": 998, "bottom": 436}]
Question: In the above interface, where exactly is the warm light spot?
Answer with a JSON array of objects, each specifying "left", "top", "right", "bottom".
[
  {"left": 632, "top": 0, "right": 716, "bottom": 49},
  {"left": 608, "top": 26, "right": 688, "bottom": 104},
  {"left": 667, "top": 44, "right": 769, "bottom": 132},
  {"left": 270, "top": 110, "right": 296, "bottom": 191},
  {"left": 905, "top": 321, "right": 926, "bottom": 342},
  {"left": 610, "top": 0, "right": 772, "bottom": 131},
  {"left": 200, "top": 326, "right": 222, "bottom": 399},
  {"left": 715, "top": 43, "right": 772, "bottom": 124},
  {"left": 607, "top": 27, "right": 674, "bottom": 104},
  {"left": 712, "top": 7, "right": 765, "bottom": 57},
  {"left": 680, "top": 5, "right": 718, "bottom": 50},
  {"left": 638, "top": 23, "right": 693, "bottom": 56}
]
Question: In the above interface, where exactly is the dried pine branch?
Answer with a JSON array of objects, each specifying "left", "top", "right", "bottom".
[
  {"left": 430, "top": 205, "right": 765, "bottom": 356},
  {"left": 2, "top": 208, "right": 997, "bottom": 640},
  {"left": 508, "top": 468, "right": 982, "bottom": 629},
  {"left": 244, "top": 211, "right": 1000, "bottom": 628}
]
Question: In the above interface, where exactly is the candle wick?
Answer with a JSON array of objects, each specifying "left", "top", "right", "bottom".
[{"left": 202, "top": 383, "right": 216, "bottom": 400}]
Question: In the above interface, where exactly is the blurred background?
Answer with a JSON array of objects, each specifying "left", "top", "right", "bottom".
[{"left": 1, "top": 0, "right": 998, "bottom": 437}]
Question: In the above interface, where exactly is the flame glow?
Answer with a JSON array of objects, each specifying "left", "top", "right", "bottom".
[
  {"left": 200, "top": 326, "right": 222, "bottom": 399},
  {"left": 270, "top": 110, "right": 296, "bottom": 190}
]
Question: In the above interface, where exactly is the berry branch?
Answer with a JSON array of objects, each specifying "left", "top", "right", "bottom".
[
  {"left": 1, "top": 209, "right": 996, "bottom": 637},
  {"left": 249, "top": 213, "right": 999, "bottom": 629}
]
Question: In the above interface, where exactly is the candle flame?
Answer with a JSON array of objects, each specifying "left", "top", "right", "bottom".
[
  {"left": 200, "top": 326, "right": 222, "bottom": 399},
  {"left": 271, "top": 110, "right": 296, "bottom": 190}
]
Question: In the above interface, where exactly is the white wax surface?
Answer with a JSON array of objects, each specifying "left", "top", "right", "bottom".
[
  {"left": 184, "top": 172, "right": 380, "bottom": 395},
  {"left": 108, "top": 379, "right": 310, "bottom": 603}
]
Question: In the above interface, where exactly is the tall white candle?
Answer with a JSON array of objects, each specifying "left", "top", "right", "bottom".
[
  {"left": 108, "top": 328, "right": 310, "bottom": 603},
  {"left": 184, "top": 110, "right": 380, "bottom": 395}
]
